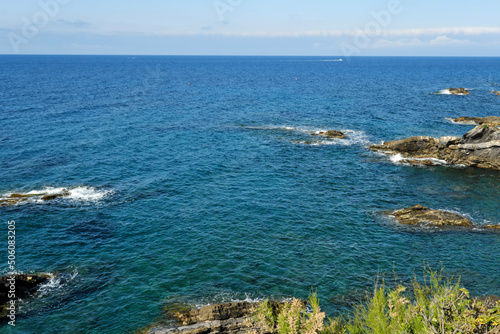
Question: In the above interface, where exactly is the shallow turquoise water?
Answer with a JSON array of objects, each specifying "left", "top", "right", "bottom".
[{"left": 1, "top": 56, "right": 500, "bottom": 333}]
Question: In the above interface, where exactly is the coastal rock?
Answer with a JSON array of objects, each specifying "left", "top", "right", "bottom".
[
  {"left": 392, "top": 205, "right": 473, "bottom": 227},
  {"left": 314, "top": 130, "right": 346, "bottom": 139},
  {"left": 370, "top": 125, "right": 500, "bottom": 170},
  {"left": 41, "top": 192, "right": 70, "bottom": 201},
  {"left": 0, "top": 274, "right": 51, "bottom": 319},
  {"left": 146, "top": 302, "right": 257, "bottom": 334},
  {"left": 448, "top": 87, "right": 470, "bottom": 95},
  {"left": 485, "top": 224, "right": 500, "bottom": 230},
  {"left": 145, "top": 301, "right": 286, "bottom": 334},
  {"left": 452, "top": 116, "right": 500, "bottom": 126},
  {"left": 0, "top": 191, "right": 70, "bottom": 206},
  {"left": 169, "top": 302, "right": 255, "bottom": 326}
]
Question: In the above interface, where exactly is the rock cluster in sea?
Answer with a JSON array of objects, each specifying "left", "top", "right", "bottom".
[{"left": 370, "top": 117, "right": 500, "bottom": 170}]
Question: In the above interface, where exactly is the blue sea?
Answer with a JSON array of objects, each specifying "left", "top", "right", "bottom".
[{"left": 1, "top": 55, "right": 500, "bottom": 333}]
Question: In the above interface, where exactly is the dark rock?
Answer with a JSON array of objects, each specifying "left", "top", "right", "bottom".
[
  {"left": 370, "top": 125, "right": 500, "bottom": 170},
  {"left": 314, "top": 130, "right": 346, "bottom": 139},
  {"left": 41, "top": 192, "right": 70, "bottom": 201},
  {"left": 0, "top": 192, "right": 70, "bottom": 206},
  {"left": 448, "top": 87, "right": 470, "bottom": 95},
  {"left": 392, "top": 205, "right": 473, "bottom": 227},
  {"left": 0, "top": 274, "right": 51, "bottom": 319}
]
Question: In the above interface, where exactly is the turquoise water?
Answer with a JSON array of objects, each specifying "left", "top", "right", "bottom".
[{"left": 1, "top": 56, "right": 500, "bottom": 333}]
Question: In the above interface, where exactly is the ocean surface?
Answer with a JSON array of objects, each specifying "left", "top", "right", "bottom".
[{"left": 1, "top": 55, "right": 500, "bottom": 333}]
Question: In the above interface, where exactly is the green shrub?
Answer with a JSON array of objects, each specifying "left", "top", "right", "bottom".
[{"left": 249, "top": 268, "right": 500, "bottom": 334}]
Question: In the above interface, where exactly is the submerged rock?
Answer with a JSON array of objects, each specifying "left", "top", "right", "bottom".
[
  {"left": 0, "top": 274, "right": 51, "bottom": 319},
  {"left": 370, "top": 125, "right": 500, "bottom": 170},
  {"left": 392, "top": 205, "right": 473, "bottom": 227},
  {"left": 491, "top": 90, "right": 500, "bottom": 96},
  {"left": 452, "top": 116, "right": 500, "bottom": 126},
  {"left": 448, "top": 87, "right": 470, "bottom": 95}
]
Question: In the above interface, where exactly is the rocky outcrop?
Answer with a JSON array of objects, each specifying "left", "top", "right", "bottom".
[
  {"left": 0, "top": 274, "right": 51, "bottom": 319},
  {"left": 491, "top": 91, "right": 500, "bottom": 96},
  {"left": 312, "top": 130, "right": 346, "bottom": 139},
  {"left": 145, "top": 302, "right": 257, "bottom": 334},
  {"left": 448, "top": 87, "right": 470, "bottom": 95},
  {"left": 144, "top": 301, "right": 285, "bottom": 334},
  {"left": 452, "top": 116, "right": 500, "bottom": 126},
  {"left": 391, "top": 205, "right": 473, "bottom": 227},
  {"left": 370, "top": 125, "right": 500, "bottom": 170},
  {"left": 485, "top": 224, "right": 500, "bottom": 230},
  {"left": 0, "top": 192, "right": 70, "bottom": 206}
]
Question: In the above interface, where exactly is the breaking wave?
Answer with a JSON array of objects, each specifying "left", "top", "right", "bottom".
[{"left": 0, "top": 186, "right": 113, "bottom": 206}]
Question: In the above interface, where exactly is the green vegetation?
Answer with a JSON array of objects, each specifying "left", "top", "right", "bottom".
[{"left": 249, "top": 269, "right": 500, "bottom": 334}]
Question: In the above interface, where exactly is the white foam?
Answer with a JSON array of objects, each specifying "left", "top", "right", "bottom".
[
  {"left": 36, "top": 269, "right": 79, "bottom": 298},
  {"left": 390, "top": 153, "right": 404, "bottom": 163},
  {"left": 433, "top": 88, "right": 472, "bottom": 96},
  {"left": 445, "top": 117, "right": 477, "bottom": 125},
  {"left": 1, "top": 186, "right": 113, "bottom": 205},
  {"left": 385, "top": 154, "right": 448, "bottom": 166},
  {"left": 66, "top": 186, "right": 112, "bottom": 201}
]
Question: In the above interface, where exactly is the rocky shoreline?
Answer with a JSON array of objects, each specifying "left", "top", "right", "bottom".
[
  {"left": 390, "top": 205, "right": 500, "bottom": 230},
  {"left": 142, "top": 301, "right": 259, "bottom": 334},
  {"left": 370, "top": 117, "right": 500, "bottom": 170}
]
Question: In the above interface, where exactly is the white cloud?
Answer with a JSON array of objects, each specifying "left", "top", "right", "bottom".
[
  {"left": 373, "top": 38, "right": 424, "bottom": 48},
  {"left": 146, "top": 26, "right": 500, "bottom": 38},
  {"left": 429, "top": 35, "right": 472, "bottom": 45}
]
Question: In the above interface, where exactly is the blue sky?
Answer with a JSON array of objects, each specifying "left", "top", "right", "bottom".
[{"left": 1, "top": 0, "right": 500, "bottom": 55}]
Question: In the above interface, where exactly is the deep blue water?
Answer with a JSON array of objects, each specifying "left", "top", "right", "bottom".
[{"left": 1, "top": 55, "right": 500, "bottom": 333}]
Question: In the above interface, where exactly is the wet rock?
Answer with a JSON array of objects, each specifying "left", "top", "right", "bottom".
[
  {"left": 392, "top": 205, "right": 473, "bottom": 227},
  {"left": 452, "top": 116, "right": 500, "bottom": 126},
  {"left": 448, "top": 87, "right": 470, "bottom": 95},
  {"left": 41, "top": 192, "right": 70, "bottom": 201},
  {"left": 491, "top": 91, "right": 500, "bottom": 96},
  {"left": 370, "top": 125, "right": 500, "bottom": 170},
  {"left": 0, "top": 274, "right": 51, "bottom": 319},
  {"left": 0, "top": 191, "right": 70, "bottom": 206},
  {"left": 314, "top": 130, "right": 346, "bottom": 139},
  {"left": 485, "top": 224, "right": 500, "bottom": 230}
]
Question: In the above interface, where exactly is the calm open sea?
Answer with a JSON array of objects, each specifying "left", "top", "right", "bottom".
[{"left": 1, "top": 55, "right": 499, "bottom": 333}]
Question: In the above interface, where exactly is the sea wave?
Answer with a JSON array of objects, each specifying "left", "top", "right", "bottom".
[
  {"left": 242, "top": 125, "right": 371, "bottom": 146},
  {"left": 0, "top": 186, "right": 113, "bottom": 205},
  {"left": 445, "top": 117, "right": 477, "bottom": 125},
  {"left": 384, "top": 153, "right": 448, "bottom": 166},
  {"left": 36, "top": 269, "right": 79, "bottom": 298},
  {"left": 431, "top": 88, "right": 473, "bottom": 96}
]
